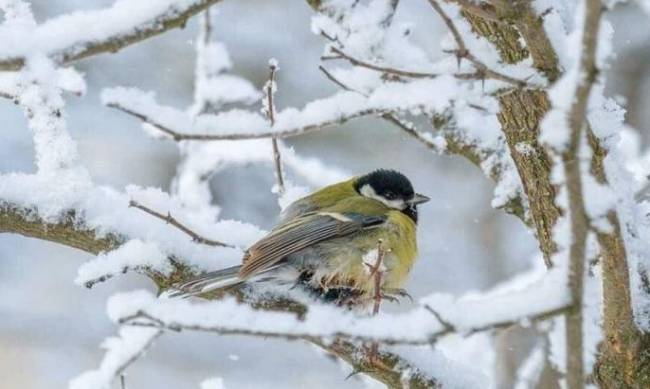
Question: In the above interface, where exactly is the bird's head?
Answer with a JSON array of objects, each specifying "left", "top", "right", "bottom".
[{"left": 354, "top": 169, "right": 429, "bottom": 222}]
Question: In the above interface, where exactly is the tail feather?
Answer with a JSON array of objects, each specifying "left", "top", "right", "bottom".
[{"left": 167, "top": 265, "right": 244, "bottom": 298}]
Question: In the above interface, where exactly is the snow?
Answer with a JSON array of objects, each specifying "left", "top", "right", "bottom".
[
  {"left": 200, "top": 377, "right": 226, "bottom": 389},
  {"left": 68, "top": 326, "right": 161, "bottom": 389},
  {"left": 0, "top": 67, "right": 85, "bottom": 97},
  {"left": 275, "top": 181, "right": 309, "bottom": 211},
  {"left": 107, "top": 264, "right": 570, "bottom": 346},
  {"left": 3, "top": 0, "right": 649, "bottom": 387},
  {"left": 421, "top": 265, "right": 571, "bottom": 332},
  {"left": 513, "top": 342, "right": 546, "bottom": 389},
  {"left": 191, "top": 18, "right": 260, "bottom": 116},
  {"left": 0, "top": 0, "right": 216, "bottom": 62},
  {"left": 75, "top": 239, "right": 172, "bottom": 287}
]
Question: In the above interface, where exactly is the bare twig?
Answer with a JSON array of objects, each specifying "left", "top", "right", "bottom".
[
  {"left": 318, "top": 65, "right": 353, "bottom": 91},
  {"left": 128, "top": 200, "right": 233, "bottom": 248},
  {"left": 364, "top": 240, "right": 387, "bottom": 315},
  {"left": 381, "top": 114, "right": 443, "bottom": 152},
  {"left": 112, "top": 329, "right": 163, "bottom": 385},
  {"left": 424, "top": 306, "right": 455, "bottom": 332},
  {"left": 0, "top": 0, "right": 224, "bottom": 71},
  {"left": 427, "top": 0, "right": 530, "bottom": 88},
  {"left": 364, "top": 240, "right": 387, "bottom": 364},
  {"left": 264, "top": 60, "right": 285, "bottom": 194},
  {"left": 562, "top": 1, "right": 603, "bottom": 388},
  {"left": 327, "top": 46, "right": 439, "bottom": 79}
]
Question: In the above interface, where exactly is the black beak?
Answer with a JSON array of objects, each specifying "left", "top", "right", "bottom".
[{"left": 409, "top": 193, "right": 430, "bottom": 205}]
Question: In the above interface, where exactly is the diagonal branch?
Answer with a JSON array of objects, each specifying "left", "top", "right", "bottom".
[
  {"left": 128, "top": 200, "right": 233, "bottom": 248},
  {"left": 427, "top": 0, "right": 530, "bottom": 88},
  {"left": 317, "top": 65, "right": 444, "bottom": 152},
  {"left": 326, "top": 46, "right": 438, "bottom": 79},
  {"left": 0, "top": 0, "right": 225, "bottom": 71}
]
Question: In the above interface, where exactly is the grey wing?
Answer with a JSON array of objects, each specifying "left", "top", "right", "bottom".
[
  {"left": 240, "top": 212, "right": 385, "bottom": 279},
  {"left": 278, "top": 197, "right": 318, "bottom": 223}
]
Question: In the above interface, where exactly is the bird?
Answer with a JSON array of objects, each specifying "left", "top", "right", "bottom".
[{"left": 170, "top": 169, "right": 429, "bottom": 305}]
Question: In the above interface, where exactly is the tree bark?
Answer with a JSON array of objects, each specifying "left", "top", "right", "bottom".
[{"left": 461, "top": 2, "right": 650, "bottom": 388}]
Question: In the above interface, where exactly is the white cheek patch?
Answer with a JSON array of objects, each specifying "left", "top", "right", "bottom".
[{"left": 360, "top": 184, "right": 406, "bottom": 210}]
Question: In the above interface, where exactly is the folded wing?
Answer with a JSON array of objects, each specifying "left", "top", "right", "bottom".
[{"left": 240, "top": 212, "right": 385, "bottom": 278}]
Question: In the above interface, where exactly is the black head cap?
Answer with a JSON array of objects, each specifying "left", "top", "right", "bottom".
[
  {"left": 354, "top": 169, "right": 423, "bottom": 222},
  {"left": 354, "top": 169, "right": 415, "bottom": 200}
]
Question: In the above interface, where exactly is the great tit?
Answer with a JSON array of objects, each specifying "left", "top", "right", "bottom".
[{"left": 171, "top": 169, "right": 429, "bottom": 304}]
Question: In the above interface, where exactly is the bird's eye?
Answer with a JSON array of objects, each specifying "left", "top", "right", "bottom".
[{"left": 384, "top": 192, "right": 396, "bottom": 199}]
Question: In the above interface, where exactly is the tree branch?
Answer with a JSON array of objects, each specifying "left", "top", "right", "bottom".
[
  {"left": 128, "top": 200, "right": 233, "bottom": 248},
  {"left": 327, "top": 43, "right": 532, "bottom": 87},
  {"left": 117, "top": 300, "right": 571, "bottom": 347},
  {"left": 318, "top": 65, "right": 528, "bottom": 223},
  {"left": 427, "top": 0, "right": 531, "bottom": 88},
  {"left": 0, "top": 0, "right": 225, "bottom": 71},
  {"left": 562, "top": 1, "right": 602, "bottom": 388},
  {"left": 0, "top": 203, "right": 439, "bottom": 387},
  {"left": 264, "top": 60, "right": 285, "bottom": 194},
  {"left": 106, "top": 100, "right": 384, "bottom": 141}
]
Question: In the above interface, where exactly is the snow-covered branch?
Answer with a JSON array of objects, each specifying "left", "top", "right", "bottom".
[
  {"left": 0, "top": 0, "right": 224, "bottom": 70},
  {"left": 69, "top": 327, "right": 163, "bottom": 389},
  {"left": 112, "top": 264, "right": 571, "bottom": 346},
  {"left": 559, "top": 1, "right": 603, "bottom": 387}
]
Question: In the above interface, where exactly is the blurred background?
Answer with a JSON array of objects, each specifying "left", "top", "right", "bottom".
[{"left": 1, "top": 1, "right": 648, "bottom": 388}]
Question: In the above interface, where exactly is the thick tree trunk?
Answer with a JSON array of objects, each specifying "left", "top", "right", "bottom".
[{"left": 461, "top": 3, "right": 650, "bottom": 388}]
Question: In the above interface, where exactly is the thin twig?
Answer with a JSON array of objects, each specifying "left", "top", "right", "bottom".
[
  {"left": 427, "top": 0, "right": 530, "bottom": 88},
  {"left": 119, "top": 302, "right": 572, "bottom": 346},
  {"left": 202, "top": 9, "right": 212, "bottom": 45},
  {"left": 264, "top": 60, "right": 285, "bottom": 194},
  {"left": 381, "top": 114, "right": 443, "bottom": 152},
  {"left": 424, "top": 306, "right": 455, "bottom": 332},
  {"left": 318, "top": 65, "right": 352, "bottom": 91},
  {"left": 364, "top": 240, "right": 387, "bottom": 363},
  {"left": 129, "top": 200, "right": 233, "bottom": 248},
  {"left": 318, "top": 65, "right": 444, "bottom": 152},
  {"left": 107, "top": 101, "right": 384, "bottom": 141},
  {"left": 562, "top": 1, "right": 603, "bottom": 388},
  {"left": 327, "top": 46, "right": 439, "bottom": 79},
  {"left": 363, "top": 240, "right": 387, "bottom": 315},
  {"left": 112, "top": 329, "right": 163, "bottom": 385},
  {"left": 327, "top": 39, "right": 530, "bottom": 87}
]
